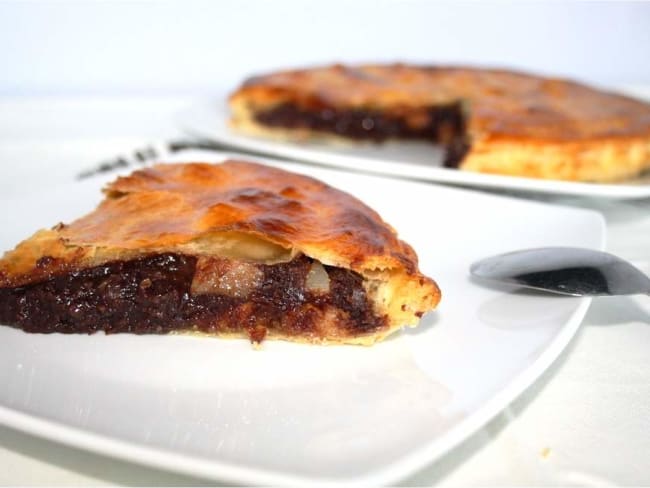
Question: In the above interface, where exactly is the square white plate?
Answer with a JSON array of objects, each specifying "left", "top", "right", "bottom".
[
  {"left": 176, "top": 91, "right": 650, "bottom": 199},
  {"left": 0, "top": 155, "right": 605, "bottom": 485}
]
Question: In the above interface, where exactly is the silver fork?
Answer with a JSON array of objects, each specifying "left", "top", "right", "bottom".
[{"left": 76, "top": 138, "right": 242, "bottom": 179}]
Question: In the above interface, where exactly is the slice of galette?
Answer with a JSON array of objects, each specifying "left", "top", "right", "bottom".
[{"left": 0, "top": 161, "right": 440, "bottom": 345}]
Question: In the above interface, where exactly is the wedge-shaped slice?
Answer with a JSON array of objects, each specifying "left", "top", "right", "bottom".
[{"left": 0, "top": 161, "right": 440, "bottom": 345}]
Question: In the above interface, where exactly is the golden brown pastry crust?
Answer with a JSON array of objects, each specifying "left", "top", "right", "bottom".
[
  {"left": 229, "top": 64, "right": 650, "bottom": 182},
  {"left": 0, "top": 161, "right": 440, "bottom": 343}
]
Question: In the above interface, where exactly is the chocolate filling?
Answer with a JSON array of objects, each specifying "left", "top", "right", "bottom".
[
  {"left": 254, "top": 102, "right": 470, "bottom": 168},
  {"left": 0, "top": 254, "right": 386, "bottom": 341}
]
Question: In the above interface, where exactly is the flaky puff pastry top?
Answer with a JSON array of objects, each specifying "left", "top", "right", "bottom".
[
  {"left": 231, "top": 64, "right": 650, "bottom": 143},
  {"left": 0, "top": 161, "right": 440, "bottom": 326}
]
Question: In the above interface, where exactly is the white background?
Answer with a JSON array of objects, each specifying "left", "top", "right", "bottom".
[{"left": 1, "top": 0, "right": 649, "bottom": 97}]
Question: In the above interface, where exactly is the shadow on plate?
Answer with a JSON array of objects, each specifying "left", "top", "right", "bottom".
[
  {"left": 583, "top": 295, "right": 650, "bottom": 326},
  {"left": 399, "top": 310, "right": 441, "bottom": 338}
]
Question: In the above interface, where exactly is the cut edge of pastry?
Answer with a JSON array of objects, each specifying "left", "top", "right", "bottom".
[
  {"left": 0, "top": 161, "right": 440, "bottom": 346},
  {"left": 0, "top": 227, "right": 440, "bottom": 345}
]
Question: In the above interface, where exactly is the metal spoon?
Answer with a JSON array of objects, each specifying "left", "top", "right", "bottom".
[{"left": 470, "top": 247, "right": 650, "bottom": 296}]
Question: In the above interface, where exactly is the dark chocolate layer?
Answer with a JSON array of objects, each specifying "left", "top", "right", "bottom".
[
  {"left": 0, "top": 254, "right": 386, "bottom": 341},
  {"left": 254, "top": 102, "right": 470, "bottom": 167}
]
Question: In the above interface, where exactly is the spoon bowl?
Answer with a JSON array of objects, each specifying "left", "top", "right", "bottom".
[{"left": 470, "top": 247, "right": 650, "bottom": 297}]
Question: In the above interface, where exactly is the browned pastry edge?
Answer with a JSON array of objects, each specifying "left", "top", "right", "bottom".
[{"left": 0, "top": 160, "right": 440, "bottom": 345}]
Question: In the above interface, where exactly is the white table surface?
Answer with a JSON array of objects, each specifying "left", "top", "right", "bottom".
[{"left": 0, "top": 96, "right": 648, "bottom": 487}]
